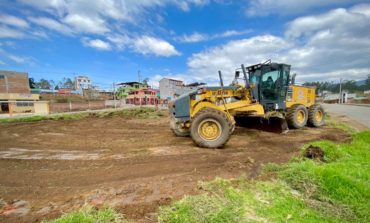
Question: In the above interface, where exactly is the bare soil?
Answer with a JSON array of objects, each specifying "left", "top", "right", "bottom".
[{"left": 0, "top": 115, "right": 350, "bottom": 222}]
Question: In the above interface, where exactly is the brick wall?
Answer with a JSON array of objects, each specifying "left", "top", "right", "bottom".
[{"left": 0, "top": 71, "right": 30, "bottom": 94}]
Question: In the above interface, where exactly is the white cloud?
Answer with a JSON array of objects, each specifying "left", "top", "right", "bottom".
[
  {"left": 29, "top": 17, "right": 72, "bottom": 35},
  {"left": 245, "top": 0, "right": 363, "bottom": 16},
  {"left": 285, "top": 4, "right": 370, "bottom": 74},
  {"left": 8, "top": 55, "right": 26, "bottom": 63},
  {"left": 176, "top": 29, "right": 251, "bottom": 43},
  {"left": 185, "top": 4, "right": 370, "bottom": 84},
  {"left": 187, "top": 35, "right": 290, "bottom": 84},
  {"left": 82, "top": 38, "right": 112, "bottom": 51},
  {"left": 132, "top": 36, "right": 180, "bottom": 56},
  {"left": 0, "top": 25, "right": 25, "bottom": 38},
  {"left": 31, "top": 30, "right": 49, "bottom": 39},
  {"left": 0, "top": 14, "right": 29, "bottom": 28},
  {"left": 214, "top": 29, "right": 252, "bottom": 38},
  {"left": 63, "top": 14, "right": 109, "bottom": 34},
  {"left": 107, "top": 34, "right": 130, "bottom": 50},
  {"left": 0, "top": 60, "right": 6, "bottom": 65},
  {"left": 177, "top": 32, "right": 208, "bottom": 43},
  {"left": 19, "top": 0, "right": 210, "bottom": 35}
]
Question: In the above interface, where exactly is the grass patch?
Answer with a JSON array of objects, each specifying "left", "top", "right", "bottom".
[
  {"left": 0, "top": 113, "right": 90, "bottom": 123},
  {"left": 325, "top": 114, "right": 355, "bottom": 134},
  {"left": 159, "top": 131, "right": 370, "bottom": 222},
  {"left": 44, "top": 206, "right": 126, "bottom": 223},
  {"left": 0, "top": 108, "right": 164, "bottom": 123},
  {"left": 97, "top": 107, "right": 165, "bottom": 119}
]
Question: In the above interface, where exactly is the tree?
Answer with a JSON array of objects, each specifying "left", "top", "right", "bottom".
[
  {"left": 143, "top": 78, "right": 149, "bottom": 86},
  {"left": 61, "top": 78, "right": 75, "bottom": 89},
  {"left": 366, "top": 74, "right": 370, "bottom": 90},
  {"left": 36, "top": 79, "right": 52, "bottom": 89},
  {"left": 29, "top": 78, "right": 36, "bottom": 89}
]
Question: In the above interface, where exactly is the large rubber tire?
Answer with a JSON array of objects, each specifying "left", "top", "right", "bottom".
[
  {"left": 286, "top": 104, "right": 308, "bottom": 129},
  {"left": 190, "top": 108, "right": 234, "bottom": 148},
  {"left": 308, "top": 104, "right": 325, "bottom": 127},
  {"left": 170, "top": 118, "right": 190, "bottom": 137}
]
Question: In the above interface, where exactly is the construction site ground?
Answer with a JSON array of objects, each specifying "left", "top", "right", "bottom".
[{"left": 0, "top": 112, "right": 357, "bottom": 222}]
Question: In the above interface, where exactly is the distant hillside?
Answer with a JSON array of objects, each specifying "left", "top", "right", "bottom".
[{"left": 355, "top": 79, "right": 366, "bottom": 86}]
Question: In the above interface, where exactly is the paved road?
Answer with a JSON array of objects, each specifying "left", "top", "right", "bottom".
[{"left": 323, "top": 104, "right": 370, "bottom": 128}]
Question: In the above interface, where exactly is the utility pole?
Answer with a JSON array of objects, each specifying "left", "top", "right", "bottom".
[
  {"left": 113, "top": 82, "right": 117, "bottom": 109},
  {"left": 339, "top": 78, "right": 342, "bottom": 104},
  {"left": 138, "top": 70, "right": 141, "bottom": 83},
  {"left": 4, "top": 75, "right": 9, "bottom": 93}
]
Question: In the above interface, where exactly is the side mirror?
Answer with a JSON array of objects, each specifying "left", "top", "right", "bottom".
[{"left": 291, "top": 73, "right": 296, "bottom": 85}]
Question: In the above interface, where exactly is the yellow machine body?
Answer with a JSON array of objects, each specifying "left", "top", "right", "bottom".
[
  {"left": 286, "top": 85, "right": 316, "bottom": 108},
  {"left": 169, "top": 62, "right": 325, "bottom": 148}
]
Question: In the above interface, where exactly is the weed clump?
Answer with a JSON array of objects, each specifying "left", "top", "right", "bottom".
[{"left": 44, "top": 206, "right": 126, "bottom": 223}]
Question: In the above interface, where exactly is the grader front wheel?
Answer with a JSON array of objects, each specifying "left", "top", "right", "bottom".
[
  {"left": 170, "top": 118, "right": 190, "bottom": 137},
  {"left": 190, "top": 109, "right": 234, "bottom": 148},
  {"left": 286, "top": 104, "right": 308, "bottom": 129}
]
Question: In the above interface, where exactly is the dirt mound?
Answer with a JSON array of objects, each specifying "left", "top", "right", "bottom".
[{"left": 304, "top": 145, "right": 325, "bottom": 161}]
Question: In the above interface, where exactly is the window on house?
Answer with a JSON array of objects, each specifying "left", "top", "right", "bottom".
[
  {"left": 16, "top": 102, "right": 34, "bottom": 107},
  {"left": 0, "top": 75, "right": 4, "bottom": 79}
]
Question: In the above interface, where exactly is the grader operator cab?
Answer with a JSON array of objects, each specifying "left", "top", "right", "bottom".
[{"left": 169, "top": 61, "right": 325, "bottom": 148}]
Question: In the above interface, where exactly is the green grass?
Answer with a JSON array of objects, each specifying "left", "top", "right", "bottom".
[
  {"left": 0, "top": 108, "right": 164, "bottom": 123},
  {"left": 325, "top": 114, "right": 355, "bottom": 134},
  {"left": 96, "top": 107, "right": 165, "bottom": 119},
  {"left": 44, "top": 206, "right": 126, "bottom": 223},
  {"left": 159, "top": 131, "right": 370, "bottom": 223}
]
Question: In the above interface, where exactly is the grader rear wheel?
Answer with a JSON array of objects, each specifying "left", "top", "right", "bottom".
[
  {"left": 308, "top": 104, "right": 325, "bottom": 127},
  {"left": 286, "top": 104, "right": 308, "bottom": 129},
  {"left": 190, "top": 108, "right": 234, "bottom": 148}
]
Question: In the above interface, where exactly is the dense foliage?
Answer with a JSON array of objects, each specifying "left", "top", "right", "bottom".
[{"left": 303, "top": 75, "right": 370, "bottom": 93}]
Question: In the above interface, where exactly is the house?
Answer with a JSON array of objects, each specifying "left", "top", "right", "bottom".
[
  {"left": 159, "top": 78, "right": 202, "bottom": 100},
  {"left": 116, "top": 81, "right": 149, "bottom": 98},
  {"left": 0, "top": 70, "right": 47, "bottom": 114},
  {"left": 126, "top": 88, "right": 159, "bottom": 105},
  {"left": 159, "top": 78, "right": 184, "bottom": 100},
  {"left": 75, "top": 75, "right": 92, "bottom": 90}
]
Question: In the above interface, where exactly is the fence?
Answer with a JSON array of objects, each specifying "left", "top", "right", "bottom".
[
  {"left": 0, "top": 99, "right": 169, "bottom": 118},
  {"left": 49, "top": 101, "right": 106, "bottom": 113}
]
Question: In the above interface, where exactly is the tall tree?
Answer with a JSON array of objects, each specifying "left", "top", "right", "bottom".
[
  {"left": 143, "top": 78, "right": 149, "bottom": 86},
  {"left": 29, "top": 78, "right": 36, "bottom": 89},
  {"left": 60, "top": 78, "right": 75, "bottom": 89},
  {"left": 36, "top": 79, "right": 52, "bottom": 89},
  {"left": 366, "top": 74, "right": 370, "bottom": 90}
]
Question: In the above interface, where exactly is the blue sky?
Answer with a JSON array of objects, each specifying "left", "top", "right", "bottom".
[{"left": 0, "top": 0, "right": 369, "bottom": 89}]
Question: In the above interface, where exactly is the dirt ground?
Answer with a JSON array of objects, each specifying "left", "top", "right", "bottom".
[{"left": 0, "top": 114, "right": 352, "bottom": 222}]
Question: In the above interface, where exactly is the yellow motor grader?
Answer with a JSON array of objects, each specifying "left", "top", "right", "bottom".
[{"left": 169, "top": 61, "right": 325, "bottom": 148}]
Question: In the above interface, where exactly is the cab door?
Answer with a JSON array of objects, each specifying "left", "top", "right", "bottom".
[{"left": 259, "top": 64, "right": 290, "bottom": 111}]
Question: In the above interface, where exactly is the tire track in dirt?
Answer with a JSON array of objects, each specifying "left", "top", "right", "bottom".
[{"left": 0, "top": 116, "right": 350, "bottom": 222}]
